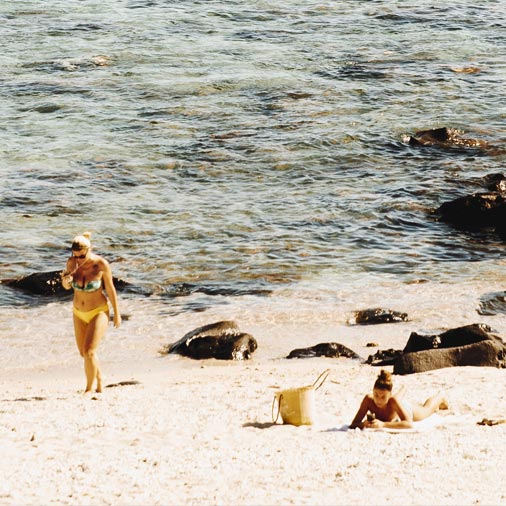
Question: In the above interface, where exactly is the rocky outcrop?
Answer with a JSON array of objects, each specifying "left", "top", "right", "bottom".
[
  {"left": 393, "top": 324, "right": 506, "bottom": 374},
  {"left": 436, "top": 192, "right": 506, "bottom": 231},
  {"left": 352, "top": 308, "right": 408, "bottom": 325},
  {"left": 287, "top": 342, "right": 361, "bottom": 360},
  {"left": 402, "top": 323, "right": 494, "bottom": 354},
  {"left": 482, "top": 173, "right": 506, "bottom": 193},
  {"left": 165, "top": 320, "right": 257, "bottom": 360},
  {"left": 366, "top": 348, "right": 403, "bottom": 367},
  {"left": 434, "top": 172, "right": 506, "bottom": 239},
  {"left": 2, "top": 270, "right": 129, "bottom": 297},
  {"left": 478, "top": 291, "right": 506, "bottom": 316},
  {"left": 394, "top": 338, "right": 506, "bottom": 375},
  {"left": 407, "top": 127, "right": 491, "bottom": 151}
]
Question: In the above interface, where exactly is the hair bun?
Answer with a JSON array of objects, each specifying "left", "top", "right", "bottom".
[
  {"left": 379, "top": 369, "right": 391, "bottom": 381},
  {"left": 71, "top": 232, "right": 92, "bottom": 250},
  {"left": 374, "top": 369, "right": 393, "bottom": 391}
]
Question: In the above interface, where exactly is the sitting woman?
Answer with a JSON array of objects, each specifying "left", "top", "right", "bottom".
[
  {"left": 350, "top": 369, "right": 448, "bottom": 430},
  {"left": 61, "top": 232, "right": 121, "bottom": 394}
]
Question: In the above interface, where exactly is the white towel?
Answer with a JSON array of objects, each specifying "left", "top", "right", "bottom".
[{"left": 329, "top": 414, "right": 469, "bottom": 433}]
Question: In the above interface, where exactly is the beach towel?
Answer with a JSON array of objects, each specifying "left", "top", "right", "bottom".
[{"left": 330, "top": 414, "right": 469, "bottom": 433}]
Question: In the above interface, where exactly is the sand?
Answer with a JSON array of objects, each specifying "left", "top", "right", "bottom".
[{"left": 1, "top": 349, "right": 506, "bottom": 506}]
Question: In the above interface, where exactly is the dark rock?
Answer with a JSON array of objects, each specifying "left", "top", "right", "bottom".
[
  {"left": 394, "top": 338, "right": 506, "bottom": 375},
  {"left": 402, "top": 332, "right": 441, "bottom": 353},
  {"left": 478, "top": 291, "right": 506, "bottom": 316},
  {"left": 393, "top": 323, "right": 506, "bottom": 374},
  {"left": 483, "top": 173, "right": 506, "bottom": 193},
  {"left": 2, "top": 270, "right": 130, "bottom": 297},
  {"left": 436, "top": 323, "right": 495, "bottom": 347},
  {"left": 403, "top": 323, "right": 495, "bottom": 354},
  {"left": 2, "top": 271, "right": 67, "bottom": 296},
  {"left": 407, "top": 127, "right": 490, "bottom": 150},
  {"left": 436, "top": 192, "right": 506, "bottom": 230},
  {"left": 287, "top": 342, "right": 361, "bottom": 360},
  {"left": 366, "top": 348, "right": 403, "bottom": 366},
  {"left": 353, "top": 308, "right": 408, "bottom": 325},
  {"left": 105, "top": 380, "right": 141, "bottom": 388},
  {"left": 166, "top": 320, "right": 257, "bottom": 360},
  {"left": 477, "top": 417, "right": 506, "bottom": 426}
]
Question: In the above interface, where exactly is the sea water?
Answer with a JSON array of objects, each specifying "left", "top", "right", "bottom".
[{"left": 1, "top": 1, "right": 506, "bottom": 373}]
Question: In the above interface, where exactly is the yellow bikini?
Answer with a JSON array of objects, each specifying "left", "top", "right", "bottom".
[{"left": 73, "top": 303, "right": 110, "bottom": 324}]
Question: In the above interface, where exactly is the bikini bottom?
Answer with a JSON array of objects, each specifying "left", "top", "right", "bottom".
[{"left": 73, "top": 303, "right": 109, "bottom": 324}]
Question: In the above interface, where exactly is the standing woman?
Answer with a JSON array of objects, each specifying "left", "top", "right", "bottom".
[{"left": 61, "top": 232, "right": 121, "bottom": 393}]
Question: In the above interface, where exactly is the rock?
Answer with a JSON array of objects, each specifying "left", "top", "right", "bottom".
[
  {"left": 407, "top": 127, "right": 490, "bottom": 150},
  {"left": 286, "top": 342, "right": 361, "bottom": 360},
  {"left": 366, "top": 348, "right": 403, "bottom": 366},
  {"left": 477, "top": 291, "right": 506, "bottom": 316},
  {"left": 403, "top": 323, "right": 495, "bottom": 353},
  {"left": 482, "top": 173, "right": 506, "bottom": 193},
  {"left": 436, "top": 192, "right": 506, "bottom": 230},
  {"left": 2, "top": 270, "right": 130, "bottom": 297},
  {"left": 477, "top": 418, "right": 506, "bottom": 426},
  {"left": 393, "top": 323, "right": 506, "bottom": 374},
  {"left": 105, "top": 380, "right": 141, "bottom": 388},
  {"left": 394, "top": 338, "right": 506, "bottom": 375},
  {"left": 353, "top": 308, "right": 408, "bottom": 325},
  {"left": 2, "top": 271, "right": 68, "bottom": 296},
  {"left": 166, "top": 320, "right": 257, "bottom": 360}
]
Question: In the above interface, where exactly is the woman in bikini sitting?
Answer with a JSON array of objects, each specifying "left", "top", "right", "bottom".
[
  {"left": 61, "top": 232, "right": 121, "bottom": 394},
  {"left": 350, "top": 369, "right": 448, "bottom": 430}
]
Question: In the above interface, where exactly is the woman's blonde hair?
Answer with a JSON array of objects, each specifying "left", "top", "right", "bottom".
[
  {"left": 71, "top": 231, "right": 92, "bottom": 251},
  {"left": 374, "top": 369, "right": 393, "bottom": 391}
]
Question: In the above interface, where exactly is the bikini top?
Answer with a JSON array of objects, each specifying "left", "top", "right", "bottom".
[{"left": 71, "top": 278, "right": 102, "bottom": 292}]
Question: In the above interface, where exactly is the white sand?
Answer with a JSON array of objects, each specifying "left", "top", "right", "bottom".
[{"left": 1, "top": 350, "right": 505, "bottom": 506}]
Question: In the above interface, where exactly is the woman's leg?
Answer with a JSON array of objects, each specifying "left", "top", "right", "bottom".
[
  {"left": 83, "top": 311, "right": 109, "bottom": 393},
  {"left": 73, "top": 314, "right": 87, "bottom": 358},
  {"left": 412, "top": 393, "right": 448, "bottom": 421}
]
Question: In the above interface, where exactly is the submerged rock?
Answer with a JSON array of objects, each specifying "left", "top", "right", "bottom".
[
  {"left": 407, "top": 127, "right": 491, "bottom": 151},
  {"left": 436, "top": 192, "right": 506, "bottom": 230}
]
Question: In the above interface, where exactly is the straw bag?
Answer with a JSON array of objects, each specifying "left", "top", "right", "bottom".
[{"left": 272, "top": 369, "right": 330, "bottom": 426}]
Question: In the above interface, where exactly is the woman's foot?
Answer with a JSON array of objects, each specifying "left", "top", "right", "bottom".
[{"left": 438, "top": 397, "right": 449, "bottom": 410}]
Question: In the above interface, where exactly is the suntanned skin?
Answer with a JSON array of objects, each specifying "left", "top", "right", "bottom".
[
  {"left": 62, "top": 247, "right": 121, "bottom": 393},
  {"left": 350, "top": 387, "right": 448, "bottom": 430}
]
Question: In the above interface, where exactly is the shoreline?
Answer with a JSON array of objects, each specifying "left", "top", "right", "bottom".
[{"left": 2, "top": 354, "right": 506, "bottom": 505}]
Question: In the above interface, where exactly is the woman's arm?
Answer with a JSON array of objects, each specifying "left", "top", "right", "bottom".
[
  {"left": 366, "top": 418, "right": 413, "bottom": 429},
  {"left": 101, "top": 259, "right": 121, "bottom": 328},
  {"left": 350, "top": 395, "right": 371, "bottom": 429},
  {"left": 391, "top": 396, "right": 413, "bottom": 423},
  {"left": 61, "top": 259, "right": 73, "bottom": 290},
  {"left": 366, "top": 397, "right": 413, "bottom": 429}
]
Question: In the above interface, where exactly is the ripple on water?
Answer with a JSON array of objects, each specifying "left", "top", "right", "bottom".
[{"left": 1, "top": 0, "right": 506, "bottom": 308}]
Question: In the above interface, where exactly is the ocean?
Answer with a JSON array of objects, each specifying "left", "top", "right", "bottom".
[{"left": 1, "top": 0, "right": 506, "bottom": 372}]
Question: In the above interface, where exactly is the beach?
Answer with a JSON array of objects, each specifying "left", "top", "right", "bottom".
[
  {"left": 2, "top": 319, "right": 506, "bottom": 506},
  {"left": 2, "top": 1, "right": 506, "bottom": 504}
]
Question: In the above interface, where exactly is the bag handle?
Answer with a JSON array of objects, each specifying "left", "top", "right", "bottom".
[
  {"left": 271, "top": 394, "right": 282, "bottom": 423},
  {"left": 312, "top": 369, "right": 330, "bottom": 391}
]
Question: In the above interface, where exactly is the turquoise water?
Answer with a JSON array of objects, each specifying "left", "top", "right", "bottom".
[{"left": 1, "top": 1, "right": 506, "bottom": 326}]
